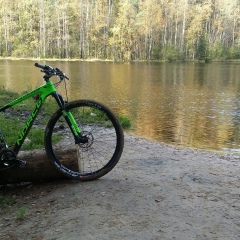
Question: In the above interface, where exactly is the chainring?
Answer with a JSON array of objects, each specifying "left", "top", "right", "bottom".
[{"left": 0, "top": 149, "right": 17, "bottom": 169}]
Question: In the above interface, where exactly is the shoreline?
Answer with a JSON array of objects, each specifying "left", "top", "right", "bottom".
[
  {"left": 128, "top": 131, "right": 240, "bottom": 156},
  {"left": 1, "top": 56, "right": 240, "bottom": 63},
  {"left": 1, "top": 134, "right": 240, "bottom": 239}
]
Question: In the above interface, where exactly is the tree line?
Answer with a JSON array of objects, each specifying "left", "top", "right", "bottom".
[{"left": 0, "top": 0, "right": 240, "bottom": 61}]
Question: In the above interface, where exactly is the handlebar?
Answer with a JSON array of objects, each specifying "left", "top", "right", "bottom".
[
  {"left": 35, "top": 63, "right": 69, "bottom": 81},
  {"left": 35, "top": 62, "right": 47, "bottom": 69}
]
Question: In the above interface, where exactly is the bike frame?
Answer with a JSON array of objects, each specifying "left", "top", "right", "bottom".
[{"left": 0, "top": 80, "right": 81, "bottom": 155}]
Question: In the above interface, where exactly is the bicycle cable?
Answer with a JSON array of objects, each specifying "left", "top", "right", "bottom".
[
  {"left": 63, "top": 79, "right": 69, "bottom": 102},
  {"left": 53, "top": 79, "right": 69, "bottom": 102}
]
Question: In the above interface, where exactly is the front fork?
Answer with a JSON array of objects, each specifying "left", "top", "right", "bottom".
[{"left": 52, "top": 93, "right": 88, "bottom": 144}]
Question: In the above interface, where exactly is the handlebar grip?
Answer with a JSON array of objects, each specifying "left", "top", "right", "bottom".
[{"left": 35, "top": 63, "right": 46, "bottom": 69}]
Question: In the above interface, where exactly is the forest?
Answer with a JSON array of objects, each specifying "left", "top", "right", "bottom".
[{"left": 0, "top": 0, "right": 240, "bottom": 61}]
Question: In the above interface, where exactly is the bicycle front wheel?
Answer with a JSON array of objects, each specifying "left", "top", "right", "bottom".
[{"left": 45, "top": 100, "right": 124, "bottom": 180}]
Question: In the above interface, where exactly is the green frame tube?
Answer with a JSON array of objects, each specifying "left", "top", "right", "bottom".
[
  {"left": 0, "top": 81, "right": 56, "bottom": 112},
  {"left": 0, "top": 81, "right": 57, "bottom": 154}
]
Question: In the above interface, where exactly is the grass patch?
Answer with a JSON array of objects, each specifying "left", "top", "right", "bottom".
[
  {"left": 0, "top": 88, "right": 19, "bottom": 104},
  {"left": 16, "top": 207, "right": 26, "bottom": 220},
  {"left": 0, "top": 115, "right": 24, "bottom": 147},
  {"left": 71, "top": 107, "right": 131, "bottom": 129},
  {"left": 22, "top": 129, "right": 45, "bottom": 150},
  {"left": 117, "top": 115, "right": 131, "bottom": 129},
  {"left": 0, "top": 196, "right": 15, "bottom": 208}
]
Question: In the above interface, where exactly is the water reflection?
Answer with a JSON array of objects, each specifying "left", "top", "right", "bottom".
[{"left": 1, "top": 60, "right": 240, "bottom": 152}]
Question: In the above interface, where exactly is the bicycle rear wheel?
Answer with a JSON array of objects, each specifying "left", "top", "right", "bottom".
[{"left": 45, "top": 100, "right": 124, "bottom": 180}]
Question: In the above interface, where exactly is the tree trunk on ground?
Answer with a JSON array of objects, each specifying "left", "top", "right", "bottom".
[{"left": 0, "top": 148, "right": 76, "bottom": 185}]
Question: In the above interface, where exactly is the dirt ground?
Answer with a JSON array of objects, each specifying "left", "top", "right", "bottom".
[{"left": 1, "top": 134, "right": 240, "bottom": 240}]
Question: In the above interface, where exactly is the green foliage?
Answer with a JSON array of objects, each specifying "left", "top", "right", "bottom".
[
  {"left": 0, "top": 196, "right": 15, "bottom": 208},
  {"left": 16, "top": 207, "right": 26, "bottom": 220},
  {"left": 228, "top": 46, "right": 240, "bottom": 59},
  {"left": 72, "top": 107, "right": 131, "bottom": 129},
  {"left": 22, "top": 129, "right": 44, "bottom": 150},
  {"left": 0, "top": 0, "right": 240, "bottom": 61},
  {"left": 118, "top": 115, "right": 131, "bottom": 129},
  {"left": 166, "top": 47, "right": 179, "bottom": 62},
  {"left": 209, "top": 42, "right": 226, "bottom": 59},
  {"left": 196, "top": 34, "right": 208, "bottom": 61},
  {"left": 0, "top": 115, "right": 23, "bottom": 147}
]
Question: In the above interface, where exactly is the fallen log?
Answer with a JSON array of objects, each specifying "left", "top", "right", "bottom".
[{"left": 0, "top": 148, "right": 77, "bottom": 185}]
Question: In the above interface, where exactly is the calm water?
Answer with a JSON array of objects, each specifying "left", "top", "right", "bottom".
[{"left": 1, "top": 59, "right": 240, "bottom": 153}]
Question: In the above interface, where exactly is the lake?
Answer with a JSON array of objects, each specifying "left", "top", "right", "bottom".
[{"left": 1, "top": 59, "right": 240, "bottom": 153}]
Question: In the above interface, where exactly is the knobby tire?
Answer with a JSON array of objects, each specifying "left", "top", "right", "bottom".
[{"left": 44, "top": 100, "right": 124, "bottom": 181}]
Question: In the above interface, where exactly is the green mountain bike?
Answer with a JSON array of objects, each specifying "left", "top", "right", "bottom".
[{"left": 0, "top": 63, "right": 124, "bottom": 180}]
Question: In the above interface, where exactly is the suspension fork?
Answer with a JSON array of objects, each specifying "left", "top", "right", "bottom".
[{"left": 52, "top": 93, "right": 88, "bottom": 144}]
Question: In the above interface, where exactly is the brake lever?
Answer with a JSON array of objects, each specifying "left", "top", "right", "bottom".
[
  {"left": 64, "top": 73, "right": 69, "bottom": 80},
  {"left": 54, "top": 68, "right": 68, "bottom": 80}
]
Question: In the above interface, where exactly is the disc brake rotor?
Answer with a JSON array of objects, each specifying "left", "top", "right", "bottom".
[{"left": 80, "top": 131, "right": 94, "bottom": 148}]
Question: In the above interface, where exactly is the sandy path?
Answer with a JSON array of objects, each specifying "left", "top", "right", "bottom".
[{"left": 1, "top": 134, "right": 240, "bottom": 240}]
